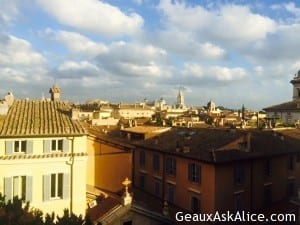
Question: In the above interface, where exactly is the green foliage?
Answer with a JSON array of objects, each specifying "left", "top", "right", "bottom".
[{"left": 0, "top": 193, "right": 91, "bottom": 225}]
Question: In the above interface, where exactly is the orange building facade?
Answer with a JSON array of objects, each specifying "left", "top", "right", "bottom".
[
  {"left": 86, "top": 129, "right": 133, "bottom": 193},
  {"left": 131, "top": 128, "right": 300, "bottom": 216}
]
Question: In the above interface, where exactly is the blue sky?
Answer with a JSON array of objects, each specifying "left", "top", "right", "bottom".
[{"left": 1, "top": 0, "right": 300, "bottom": 110}]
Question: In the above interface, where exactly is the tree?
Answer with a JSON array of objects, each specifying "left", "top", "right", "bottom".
[{"left": 0, "top": 193, "right": 91, "bottom": 225}]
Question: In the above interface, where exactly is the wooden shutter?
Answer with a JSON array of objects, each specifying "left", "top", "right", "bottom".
[
  {"left": 63, "top": 173, "right": 70, "bottom": 199},
  {"left": 4, "top": 177, "right": 12, "bottom": 202},
  {"left": 26, "top": 141, "right": 33, "bottom": 154},
  {"left": 26, "top": 176, "right": 33, "bottom": 202},
  {"left": 43, "top": 140, "right": 51, "bottom": 153},
  {"left": 43, "top": 175, "right": 50, "bottom": 201},
  {"left": 5, "top": 141, "right": 13, "bottom": 155},
  {"left": 63, "top": 139, "right": 69, "bottom": 153}
]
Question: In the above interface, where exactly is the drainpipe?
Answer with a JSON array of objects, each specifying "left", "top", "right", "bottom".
[
  {"left": 162, "top": 153, "right": 166, "bottom": 206},
  {"left": 66, "top": 137, "right": 74, "bottom": 214}
]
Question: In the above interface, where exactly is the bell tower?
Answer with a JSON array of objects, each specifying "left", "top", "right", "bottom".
[
  {"left": 49, "top": 84, "right": 61, "bottom": 102},
  {"left": 290, "top": 70, "right": 300, "bottom": 101}
]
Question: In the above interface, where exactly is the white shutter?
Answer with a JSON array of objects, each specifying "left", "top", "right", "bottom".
[
  {"left": 43, "top": 140, "right": 51, "bottom": 153},
  {"left": 26, "top": 176, "right": 33, "bottom": 202},
  {"left": 5, "top": 141, "right": 13, "bottom": 155},
  {"left": 63, "top": 173, "right": 70, "bottom": 199},
  {"left": 43, "top": 175, "right": 50, "bottom": 201},
  {"left": 4, "top": 177, "right": 12, "bottom": 202},
  {"left": 63, "top": 139, "right": 69, "bottom": 153}
]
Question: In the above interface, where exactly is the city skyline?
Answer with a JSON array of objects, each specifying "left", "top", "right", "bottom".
[{"left": 1, "top": 0, "right": 300, "bottom": 110}]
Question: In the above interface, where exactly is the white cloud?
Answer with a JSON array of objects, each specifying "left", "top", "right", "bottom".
[
  {"left": 0, "top": 67, "right": 27, "bottom": 83},
  {"left": 283, "top": 2, "right": 300, "bottom": 17},
  {"left": 36, "top": 0, "right": 144, "bottom": 37},
  {"left": 58, "top": 60, "right": 99, "bottom": 73},
  {"left": 117, "top": 61, "right": 163, "bottom": 77},
  {"left": 200, "top": 42, "right": 225, "bottom": 59},
  {"left": 40, "top": 28, "right": 108, "bottom": 57},
  {"left": 157, "top": 0, "right": 212, "bottom": 31},
  {"left": 133, "top": 0, "right": 143, "bottom": 5},
  {"left": 213, "top": 5, "right": 276, "bottom": 43},
  {"left": 0, "top": 34, "right": 45, "bottom": 66},
  {"left": 182, "top": 63, "right": 246, "bottom": 82},
  {"left": 157, "top": 0, "right": 276, "bottom": 44},
  {"left": 0, "top": 0, "right": 19, "bottom": 27}
]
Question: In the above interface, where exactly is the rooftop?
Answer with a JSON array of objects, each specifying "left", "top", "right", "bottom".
[
  {"left": 132, "top": 127, "right": 300, "bottom": 163},
  {"left": 0, "top": 100, "right": 86, "bottom": 137},
  {"left": 122, "top": 126, "right": 171, "bottom": 134},
  {"left": 263, "top": 100, "right": 300, "bottom": 111}
]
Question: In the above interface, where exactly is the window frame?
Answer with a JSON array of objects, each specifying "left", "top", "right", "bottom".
[
  {"left": 167, "top": 183, "right": 176, "bottom": 203},
  {"left": 139, "top": 150, "right": 146, "bottom": 167},
  {"left": 51, "top": 139, "right": 63, "bottom": 152},
  {"left": 190, "top": 195, "right": 201, "bottom": 213},
  {"left": 153, "top": 154, "right": 160, "bottom": 171},
  {"left": 14, "top": 140, "right": 27, "bottom": 153},
  {"left": 166, "top": 157, "right": 176, "bottom": 177},
  {"left": 188, "top": 163, "right": 201, "bottom": 184},
  {"left": 234, "top": 164, "right": 245, "bottom": 186},
  {"left": 264, "top": 159, "right": 272, "bottom": 177},
  {"left": 13, "top": 175, "right": 26, "bottom": 200},
  {"left": 50, "top": 173, "right": 63, "bottom": 199}
]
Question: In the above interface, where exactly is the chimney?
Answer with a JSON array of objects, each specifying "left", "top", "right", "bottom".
[
  {"left": 182, "top": 145, "right": 190, "bottom": 153},
  {"left": 49, "top": 84, "right": 61, "bottom": 102}
]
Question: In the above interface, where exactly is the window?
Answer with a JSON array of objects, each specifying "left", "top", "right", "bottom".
[
  {"left": 234, "top": 164, "right": 245, "bottom": 185},
  {"left": 139, "top": 150, "right": 146, "bottom": 166},
  {"left": 51, "top": 140, "right": 63, "bottom": 151},
  {"left": 234, "top": 193, "right": 243, "bottom": 212},
  {"left": 264, "top": 185, "right": 272, "bottom": 207},
  {"left": 123, "top": 222, "right": 132, "bottom": 225},
  {"left": 43, "top": 139, "right": 69, "bottom": 153},
  {"left": 13, "top": 176, "right": 26, "bottom": 200},
  {"left": 14, "top": 141, "right": 26, "bottom": 153},
  {"left": 139, "top": 173, "right": 146, "bottom": 189},
  {"left": 288, "top": 155, "right": 294, "bottom": 171},
  {"left": 166, "top": 157, "right": 176, "bottom": 176},
  {"left": 5, "top": 140, "right": 33, "bottom": 155},
  {"left": 51, "top": 173, "right": 63, "bottom": 199},
  {"left": 264, "top": 159, "right": 272, "bottom": 177},
  {"left": 167, "top": 183, "right": 176, "bottom": 203},
  {"left": 154, "top": 179, "right": 161, "bottom": 197},
  {"left": 153, "top": 154, "right": 160, "bottom": 171},
  {"left": 287, "top": 180, "right": 295, "bottom": 198},
  {"left": 43, "top": 173, "right": 69, "bottom": 201},
  {"left": 4, "top": 176, "right": 32, "bottom": 202},
  {"left": 190, "top": 195, "right": 201, "bottom": 213},
  {"left": 188, "top": 163, "right": 201, "bottom": 184}
]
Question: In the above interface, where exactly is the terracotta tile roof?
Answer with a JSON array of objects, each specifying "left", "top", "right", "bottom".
[
  {"left": 133, "top": 128, "right": 300, "bottom": 163},
  {"left": 88, "top": 195, "right": 121, "bottom": 222},
  {"left": 263, "top": 100, "right": 300, "bottom": 111},
  {"left": 0, "top": 100, "right": 86, "bottom": 137}
]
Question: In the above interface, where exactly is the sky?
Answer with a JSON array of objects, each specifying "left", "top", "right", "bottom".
[{"left": 1, "top": 0, "right": 300, "bottom": 110}]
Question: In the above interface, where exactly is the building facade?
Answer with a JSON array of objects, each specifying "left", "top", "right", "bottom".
[
  {"left": 129, "top": 128, "right": 300, "bottom": 217},
  {"left": 0, "top": 99, "right": 87, "bottom": 216},
  {"left": 264, "top": 70, "right": 300, "bottom": 125}
]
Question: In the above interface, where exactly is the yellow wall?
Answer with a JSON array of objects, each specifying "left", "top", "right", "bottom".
[
  {"left": 0, "top": 135, "right": 87, "bottom": 217},
  {"left": 87, "top": 136, "right": 132, "bottom": 192}
]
